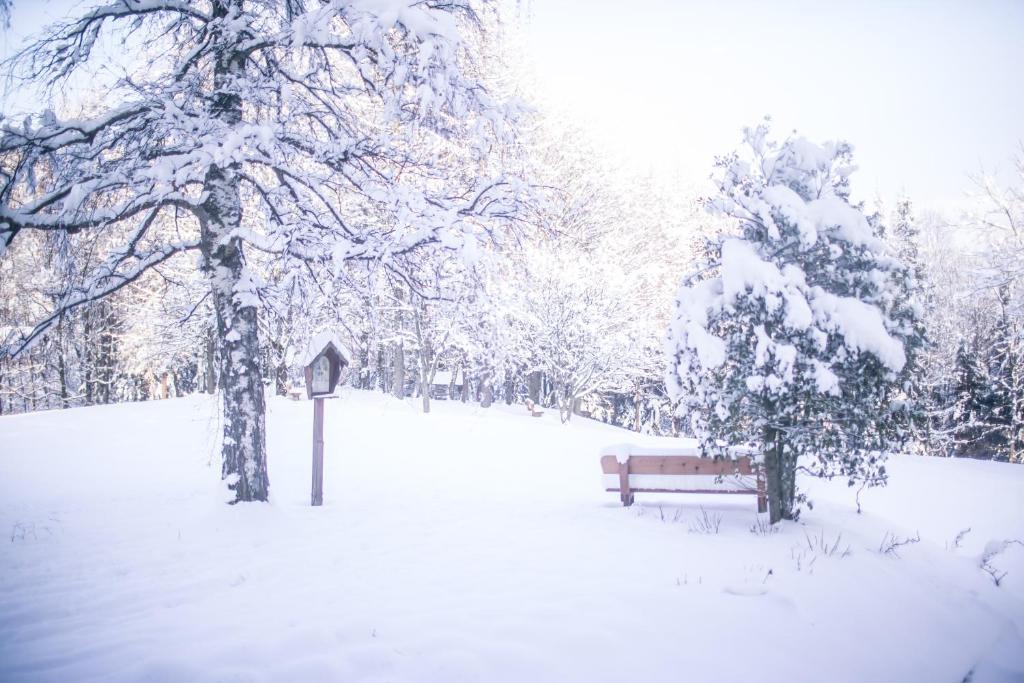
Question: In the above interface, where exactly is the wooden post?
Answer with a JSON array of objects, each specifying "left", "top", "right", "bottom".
[
  {"left": 311, "top": 397, "right": 324, "bottom": 506},
  {"left": 618, "top": 457, "right": 634, "bottom": 507}
]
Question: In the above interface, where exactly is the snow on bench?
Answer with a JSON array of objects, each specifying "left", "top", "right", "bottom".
[{"left": 600, "top": 444, "right": 767, "bottom": 512}]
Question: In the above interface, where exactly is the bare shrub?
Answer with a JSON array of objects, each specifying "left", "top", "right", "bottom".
[
  {"left": 878, "top": 531, "right": 921, "bottom": 558},
  {"left": 688, "top": 506, "right": 722, "bottom": 535}
]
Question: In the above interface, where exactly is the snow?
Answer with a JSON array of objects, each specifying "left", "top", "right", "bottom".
[
  {"left": 1, "top": 392, "right": 1023, "bottom": 682},
  {"left": 300, "top": 330, "right": 353, "bottom": 368},
  {"left": 431, "top": 369, "right": 463, "bottom": 386},
  {"left": 600, "top": 443, "right": 759, "bottom": 462},
  {"left": 670, "top": 278, "right": 726, "bottom": 369},
  {"left": 678, "top": 234, "right": 908, "bottom": 388},
  {"left": 811, "top": 289, "right": 908, "bottom": 372}
]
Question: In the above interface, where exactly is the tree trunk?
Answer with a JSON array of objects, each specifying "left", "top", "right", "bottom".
[
  {"left": 504, "top": 370, "right": 514, "bottom": 405},
  {"left": 392, "top": 342, "right": 406, "bottom": 399},
  {"left": 377, "top": 344, "right": 388, "bottom": 394},
  {"left": 201, "top": 0, "right": 269, "bottom": 503},
  {"left": 357, "top": 333, "right": 371, "bottom": 390},
  {"left": 418, "top": 353, "right": 431, "bottom": 414},
  {"left": 414, "top": 312, "right": 431, "bottom": 414},
  {"left": 97, "top": 304, "right": 116, "bottom": 404},
  {"left": 556, "top": 382, "right": 572, "bottom": 423},
  {"left": 763, "top": 426, "right": 797, "bottom": 523},
  {"left": 481, "top": 382, "right": 493, "bottom": 408},
  {"left": 83, "top": 307, "right": 94, "bottom": 405},
  {"left": 57, "top": 317, "right": 69, "bottom": 409},
  {"left": 528, "top": 370, "right": 541, "bottom": 404},
  {"left": 274, "top": 358, "right": 289, "bottom": 396},
  {"left": 208, "top": 259, "right": 269, "bottom": 503},
  {"left": 27, "top": 346, "right": 38, "bottom": 412},
  {"left": 205, "top": 327, "right": 217, "bottom": 394},
  {"left": 448, "top": 363, "right": 459, "bottom": 400}
]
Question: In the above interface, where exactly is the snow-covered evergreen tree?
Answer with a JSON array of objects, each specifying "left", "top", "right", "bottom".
[
  {"left": 952, "top": 337, "right": 1001, "bottom": 458},
  {"left": 891, "top": 197, "right": 921, "bottom": 278},
  {"left": 666, "top": 123, "right": 924, "bottom": 523}
]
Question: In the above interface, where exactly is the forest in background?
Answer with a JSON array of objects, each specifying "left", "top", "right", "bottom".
[
  {"left": 3, "top": 128, "right": 1021, "bottom": 464},
  {"left": 0, "top": 0, "right": 1021, "bottom": 467}
]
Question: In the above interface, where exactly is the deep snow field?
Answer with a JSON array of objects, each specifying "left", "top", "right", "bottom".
[{"left": 1, "top": 390, "right": 1023, "bottom": 683}]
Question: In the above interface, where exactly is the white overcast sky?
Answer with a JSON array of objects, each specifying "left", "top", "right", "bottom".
[
  {"left": 523, "top": 0, "right": 1024, "bottom": 209},
  {"left": 3, "top": 0, "right": 1022, "bottom": 210}
]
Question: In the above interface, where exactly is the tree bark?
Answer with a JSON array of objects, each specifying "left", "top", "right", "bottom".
[
  {"left": 205, "top": 328, "right": 217, "bottom": 394},
  {"left": 201, "top": 0, "right": 269, "bottom": 503},
  {"left": 57, "top": 316, "right": 69, "bottom": 409},
  {"left": 392, "top": 342, "right": 406, "bottom": 399},
  {"left": 274, "top": 357, "right": 289, "bottom": 396},
  {"left": 377, "top": 344, "right": 389, "bottom": 394},
  {"left": 764, "top": 428, "right": 783, "bottom": 524},
  {"left": 83, "top": 307, "right": 94, "bottom": 405},
  {"left": 763, "top": 426, "right": 797, "bottom": 523},
  {"left": 418, "top": 350, "right": 431, "bottom": 414},
  {"left": 528, "top": 371, "right": 541, "bottom": 404},
  {"left": 357, "top": 332, "right": 370, "bottom": 390},
  {"left": 448, "top": 363, "right": 459, "bottom": 400},
  {"left": 97, "top": 303, "right": 116, "bottom": 404}
]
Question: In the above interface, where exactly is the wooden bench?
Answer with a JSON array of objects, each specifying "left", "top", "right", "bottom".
[
  {"left": 600, "top": 446, "right": 767, "bottom": 513},
  {"left": 524, "top": 398, "right": 544, "bottom": 417}
]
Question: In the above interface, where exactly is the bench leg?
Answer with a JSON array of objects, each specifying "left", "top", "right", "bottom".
[{"left": 618, "top": 459, "right": 633, "bottom": 507}]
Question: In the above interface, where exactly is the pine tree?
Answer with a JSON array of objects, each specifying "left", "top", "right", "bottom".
[
  {"left": 666, "top": 123, "right": 924, "bottom": 523},
  {"left": 891, "top": 197, "right": 922, "bottom": 279},
  {"left": 952, "top": 338, "right": 1000, "bottom": 458}
]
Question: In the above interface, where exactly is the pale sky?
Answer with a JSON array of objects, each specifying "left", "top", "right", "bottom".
[
  {"left": 522, "top": 0, "right": 1024, "bottom": 210},
  {"left": 4, "top": 0, "right": 1022, "bottom": 211}
]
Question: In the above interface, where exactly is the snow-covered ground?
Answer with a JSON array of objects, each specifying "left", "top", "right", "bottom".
[{"left": 1, "top": 390, "right": 1022, "bottom": 682}]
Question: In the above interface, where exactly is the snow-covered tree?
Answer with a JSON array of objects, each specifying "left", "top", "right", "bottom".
[
  {"left": 0, "top": 0, "right": 521, "bottom": 501},
  {"left": 666, "top": 123, "right": 925, "bottom": 523},
  {"left": 971, "top": 154, "right": 1024, "bottom": 462},
  {"left": 890, "top": 197, "right": 921, "bottom": 278}
]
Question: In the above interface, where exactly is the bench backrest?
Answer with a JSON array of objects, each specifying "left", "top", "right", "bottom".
[
  {"left": 601, "top": 450, "right": 766, "bottom": 510},
  {"left": 599, "top": 454, "right": 756, "bottom": 477}
]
